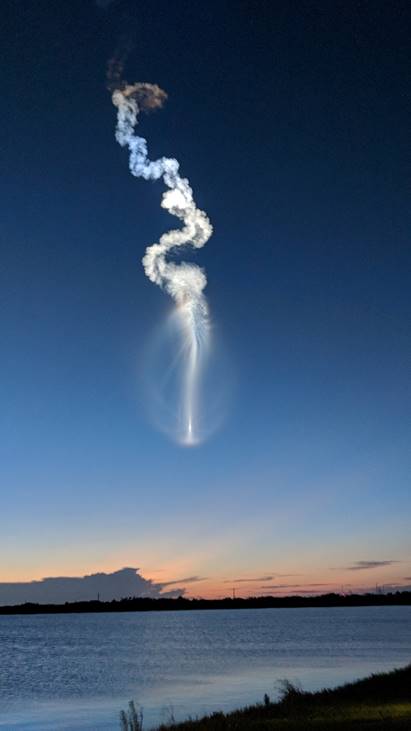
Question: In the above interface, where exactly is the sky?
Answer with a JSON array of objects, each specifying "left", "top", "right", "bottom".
[{"left": 1, "top": 0, "right": 410, "bottom": 601}]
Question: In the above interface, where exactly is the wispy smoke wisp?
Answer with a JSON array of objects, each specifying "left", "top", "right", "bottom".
[{"left": 111, "top": 81, "right": 213, "bottom": 445}]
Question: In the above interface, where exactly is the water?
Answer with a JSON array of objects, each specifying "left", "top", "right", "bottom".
[{"left": 0, "top": 606, "right": 410, "bottom": 730}]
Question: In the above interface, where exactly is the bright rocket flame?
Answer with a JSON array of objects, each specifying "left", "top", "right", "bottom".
[
  {"left": 111, "top": 82, "right": 212, "bottom": 445},
  {"left": 177, "top": 298, "right": 209, "bottom": 446}
]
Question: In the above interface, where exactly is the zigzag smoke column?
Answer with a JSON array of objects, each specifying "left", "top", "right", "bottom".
[{"left": 111, "top": 82, "right": 213, "bottom": 444}]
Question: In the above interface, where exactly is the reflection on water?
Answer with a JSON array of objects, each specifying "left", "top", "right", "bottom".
[{"left": 1, "top": 606, "right": 410, "bottom": 730}]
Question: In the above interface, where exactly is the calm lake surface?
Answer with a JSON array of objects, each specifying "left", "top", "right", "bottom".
[{"left": 1, "top": 606, "right": 410, "bottom": 730}]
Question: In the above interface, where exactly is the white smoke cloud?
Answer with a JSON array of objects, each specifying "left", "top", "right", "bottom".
[{"left": 112, "top": 82, "right": 213, "bottom": 445}]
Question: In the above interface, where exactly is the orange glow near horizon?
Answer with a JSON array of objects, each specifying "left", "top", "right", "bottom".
[{"left": 1, "top": 561, "right": 409, "bottom": 601}]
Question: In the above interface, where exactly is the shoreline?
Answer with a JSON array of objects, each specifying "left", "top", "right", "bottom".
[
  {"left": 1, "top": 591, "right": 411, "bottom": 616},
  {"left": 149, "top": 664, "right": 411, "bottom": 730}
]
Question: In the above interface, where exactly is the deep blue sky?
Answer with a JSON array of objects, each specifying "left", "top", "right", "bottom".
[{"left": 1, "top": 0, "right": 410, "bottom": 596}]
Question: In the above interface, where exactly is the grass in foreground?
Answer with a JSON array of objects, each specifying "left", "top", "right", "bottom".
[{"left": 135, "top": 664, "right": 411, "bottom": 730}]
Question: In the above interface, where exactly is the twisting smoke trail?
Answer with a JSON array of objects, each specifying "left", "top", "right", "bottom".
[{"left": 111, "top": 81, "right": 213, "bottom": 445}]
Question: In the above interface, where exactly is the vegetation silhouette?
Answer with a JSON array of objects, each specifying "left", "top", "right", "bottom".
[
  {"left": 1, "top": 591, "right": 411, "bottom": 615},
  {"left": 121, "top": 664, "right": 411, "bottom": 730},
  {"left": 120, "top": 701, "right": 143, "bottom": 731}
]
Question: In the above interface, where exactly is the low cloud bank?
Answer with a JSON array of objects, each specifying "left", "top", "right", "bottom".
[{"left": 0, "top": 567, "right": 186, "bottom": 605}]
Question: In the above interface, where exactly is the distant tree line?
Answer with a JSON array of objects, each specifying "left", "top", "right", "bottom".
[{"left": 1, "top": 591, "right": 411, "bottom": 615}]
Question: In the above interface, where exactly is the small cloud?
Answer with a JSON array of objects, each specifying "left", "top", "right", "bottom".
[
  {"left": 259, "top": 588, "right": 333, "bottom": 596},
  {"left": 161, "top": 576, "right": 206, "bottom": 587},
  {"left": 225, "top": 576, "right": 275, "bottom": 584},
  {"left": 344, "top": 560, "right": 399, "bottom": 572},
  {"left": 224, "top": 574, "right": 301, "bottom": 584},
  {"left": 260, "top": 583, "right": 334, "bottom": 590}
]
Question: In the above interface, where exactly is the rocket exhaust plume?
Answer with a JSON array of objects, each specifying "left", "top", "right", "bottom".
[{"left": 111, "top": 80, "right": 213, "bottom": 445}]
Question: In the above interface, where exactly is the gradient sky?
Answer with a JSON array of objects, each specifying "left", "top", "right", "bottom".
[{"left": 1, "top": 0, "right": 410, "bottom": 599}]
